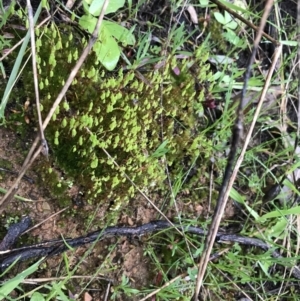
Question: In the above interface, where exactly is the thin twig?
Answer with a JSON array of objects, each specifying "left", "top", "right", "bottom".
[
  {"left": 104, "top": 282, "right": 111, "bottom": 301},
  {"left": 193, "top": 1, "right": 276, "bottom": 299},
  {"left": 0, "top": 0, "right": 110, "bottom": 212},
  {"left": 21, "top": 207, "right": 69, "bottom": 235},
  {"left": 19, "top": 275, "right": 113, "bottom": 285}
]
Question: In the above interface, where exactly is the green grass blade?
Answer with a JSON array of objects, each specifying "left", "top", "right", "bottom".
[
  {"left": 0, "top": 259, "right": 43, "bottom": 300},
  {"left": 0, "top": 2, "right": 42, "bottom": 123}
]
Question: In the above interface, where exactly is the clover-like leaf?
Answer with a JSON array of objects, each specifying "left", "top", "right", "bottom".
[
  {"left": 93, "top": 34, "right": 120, "bottom": 70},
  {"left": 214, "top": 12, "right": 225, "bottom": 24},
  {"left": 79, "top": 16, "right": 135, "bottom": 70},
  {"left": 102, "top": 21, "right": 135, "bottom": 46},
  {"left": 89, "top": 0, "right": 125, "bottom": 16}
]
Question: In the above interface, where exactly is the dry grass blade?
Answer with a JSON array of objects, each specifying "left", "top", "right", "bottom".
[
  {"left": 26, "top": 0, "right": 48, "bottom": 157},
  {"left": 21, "top": 207, "right": 69, "bottom": 235},
  {"left": 139, "top": 273, "right": 186, "bottom": 301},
  {"left": 0, "top": 0, "right": 110, "bottom": 212},
  {"left": 22, "top": 275, "right": 113, "bottom": 284},
  {"left": 193, "top": 0, "right": 277, "bottom": 298}
]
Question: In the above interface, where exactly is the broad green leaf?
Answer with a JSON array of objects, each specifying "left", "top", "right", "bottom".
[
  {"left": 199, "top": 0, "right": 209, "bottom": 6},
  {"left": 226, "top": 21, "right": 238, "bottom": 30},
  {"left": 79, "top": 16, "right": 134, "bottom": 70},
  {"left": 224, "top": 11, "right": 237, "bottom": 29},
  {"left": 79, "top": 14, "right": 95, "bottom": 33},
  {"left": 89, "top": 0, "right": 125, "bottom": 15},
  {"left": 223, "top": 29, "right": 240, "bottom": 45},
  {"left": 223, "top": 11, "right": 232, "bottom": 24},
  {"left": 102, "top": 20, "right": 135, "bottom": 45},
  {"left": 79, "top": 15, "right": 135, "bottom": 45},
  {"left": 94, "top": 29, "right": 120, "bottom": 70}
]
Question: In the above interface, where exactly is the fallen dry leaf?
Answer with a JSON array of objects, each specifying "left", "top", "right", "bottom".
[{"left": 84, "top": 292, "right": 93, "bottom": 301}]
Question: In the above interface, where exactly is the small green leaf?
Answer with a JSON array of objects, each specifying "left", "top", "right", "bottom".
[
  {"left": 63, "top": 101, "right": 70, "bottom": 111},
  {"left": 30, "top": 291, "right": 45, "bottom": 301},
  {"left": 223, "top": 11, "right": 232, "bottom": 24},
  {"left": 214, "top": 12, "right": 225, "bottom": 24},
  {"left": 79, "top": 16, "right": 134, "bottom": 70},
  {"left": 62, "top": 118, "right": 67, "bottom": 127},
  {"left": 56, "top": 39, "right": 62, "bottom": 49},
  {"left": 73, "top": 49, "right": 78, "bottom": 60},
  {"left": 102, "top": 20, "right": 135, "bottom": 45},
  {"left": 70, "top": 117, "right": 75, "bottom": 128},
  {"left": 68, "top": 52, "right": 72, "bottom": 63},
  {"left": 151, "top": 140, "right": 169, "bottom": 158},
  {"left": 72, "top": 128, "right": 77, "bottom": 137},
  {"left": 79, "top": 15, "right": 95, "bottom": 33},
  {"left": 93, "top": 37, "right": 120, "bottom": 71}
]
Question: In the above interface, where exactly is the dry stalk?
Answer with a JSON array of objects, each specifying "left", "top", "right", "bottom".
[
  {"left": 193, "top": 0, "right": 277, "bottom": 298},
  {"left": 27, "top": 0, "right": 48, "bottom": 157}
]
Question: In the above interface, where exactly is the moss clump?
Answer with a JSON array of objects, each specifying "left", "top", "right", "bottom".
[
  {"left": 2, "top": 19, "right": 214, "bottom": 223},
  {"left": 49, "top": 56, "right": 213, "bottom": 220}
]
